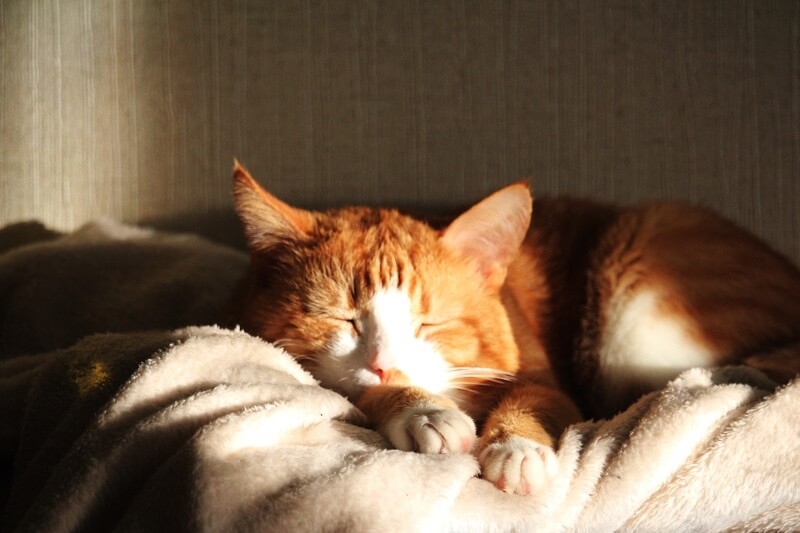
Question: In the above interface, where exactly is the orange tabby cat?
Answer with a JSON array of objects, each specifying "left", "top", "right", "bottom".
[{"left": 231, "top": 161, "right": 800, "bottom": 496}]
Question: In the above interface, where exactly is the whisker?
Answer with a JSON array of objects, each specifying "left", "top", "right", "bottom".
[
  {"left": 446, "top": 367, "right": 518, "bottom": 382},
  {"left": 272, "top": 341, "right": 321, "bottom": 365},
  {"left": 272, "top": 338, "right": 303, "bottom": 350},
  {"left": 448, "top": 381, "right": 512, "bottom": 389},
  {"left": 445, "top": 367, "right": 518, "bottom": 394},
  {"left": 446, "top": 386, "right": 486, "bottom": 393}
]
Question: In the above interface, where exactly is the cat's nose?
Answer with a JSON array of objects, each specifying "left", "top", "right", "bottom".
[
  {"left": 368, "top": 360, "right": 388, "bottom": 383},
  {"left": 367, "top": 349, "right": 393, "bottom": 383}
]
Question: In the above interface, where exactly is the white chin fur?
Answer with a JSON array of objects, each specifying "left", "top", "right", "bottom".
[{"left": 312, "top": 364, "right": 379, "bottom": 400}]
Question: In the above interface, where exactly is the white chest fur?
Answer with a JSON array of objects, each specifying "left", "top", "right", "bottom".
[{"left": 597, "top": 289, "right": 717, "bottom": 410}]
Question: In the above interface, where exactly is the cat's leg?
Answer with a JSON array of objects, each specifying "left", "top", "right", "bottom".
[
  {"left": 478, "top": 384, "right": 581, "bottom": 495},
  {"left": 357, "top": 385, "right": 476, "bottom": 454}
]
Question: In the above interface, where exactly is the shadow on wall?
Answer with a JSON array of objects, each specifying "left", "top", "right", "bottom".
[
  {"left": 139, "top": 199, "right": 465, "bottom": 250},
  {"left": 141, "top": 211, "right": 248, "bottom": 250}
]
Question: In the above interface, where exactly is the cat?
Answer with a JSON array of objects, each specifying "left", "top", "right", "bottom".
[{"left": 230, "top": 160, "right": 800, "bottom": 496}]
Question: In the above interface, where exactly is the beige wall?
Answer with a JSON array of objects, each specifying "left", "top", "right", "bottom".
[{"left": 1, "top": 1, "right": 799, "bottom": 258}]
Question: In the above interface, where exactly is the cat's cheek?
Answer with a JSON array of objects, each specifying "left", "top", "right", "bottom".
[
  {"left": 329, "top": 329, "right": 358, "bottom": 355},
  {"left": 351, "top": 368, "right": 381, "bottom": 389},
  {"left": 425, "top": 327, "right": 481, "bottom": 367},
  {"left": 313, "top": 360, "right": 380, "bottom": 400},
  {"left": 303, "top": 332, "right": 375, "bottom": 399},
  {"left": 394, "top": 339, "right": 451, "bottom": 394}
]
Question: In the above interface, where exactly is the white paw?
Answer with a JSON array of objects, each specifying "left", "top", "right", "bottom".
[
  {"left": 479, "top": 436, "right": 558, "bottom": 496},
  {"left": 384, "top": 406, "right": 477, "bottom": 454}
]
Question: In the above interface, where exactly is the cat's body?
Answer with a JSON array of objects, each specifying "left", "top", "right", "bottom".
[{"left": 231, "top": 161, "right": 800, "bottom": 496}]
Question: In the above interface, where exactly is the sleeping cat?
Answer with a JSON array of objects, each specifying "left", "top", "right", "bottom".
[{"left": 230, "top": 161, "right": 800, "bottom": 496}]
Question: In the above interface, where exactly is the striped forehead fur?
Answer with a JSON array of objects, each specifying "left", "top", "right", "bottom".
[{"left": 292, "top": 207, "right": 440, "bottom": 303}]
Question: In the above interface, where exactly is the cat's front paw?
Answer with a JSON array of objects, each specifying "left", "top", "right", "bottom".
[
  {"left": 384, "top": 406, "right": 476, "bottom": 454},
  {"left": 478, "top": 436, "right": 558, "bottom": 496}
]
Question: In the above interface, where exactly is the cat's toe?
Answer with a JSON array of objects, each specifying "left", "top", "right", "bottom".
[
  {"left": 478, "top": 436, "right": 558, "bottom": 496},
  {"left": 385, "top": 406, "right": 476, "bottom": 454}
]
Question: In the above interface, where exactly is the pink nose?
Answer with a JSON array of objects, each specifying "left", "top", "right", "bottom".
[{"left": 368, "top": 350, "right": 391, "bottom": 383}]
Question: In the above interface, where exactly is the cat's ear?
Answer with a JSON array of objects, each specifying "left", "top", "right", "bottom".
[
  {"left": 232, "top": 159, "right": 315, "bottom": 251},
  {"left": 441, "top": 182, "right": 532, "bottom": 289}
]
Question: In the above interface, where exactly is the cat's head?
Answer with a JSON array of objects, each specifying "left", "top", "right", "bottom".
[{"left": 232, "top": 161, "right": 531, "bottom": 404}]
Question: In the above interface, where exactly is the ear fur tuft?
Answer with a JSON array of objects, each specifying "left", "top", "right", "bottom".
[{"left": 232, "top": 159, "right": 315, "bottom": 252}]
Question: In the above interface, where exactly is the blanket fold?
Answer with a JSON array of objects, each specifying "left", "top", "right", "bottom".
[{"left": 1, "top": 220, "right": 799, "bottom": 532}]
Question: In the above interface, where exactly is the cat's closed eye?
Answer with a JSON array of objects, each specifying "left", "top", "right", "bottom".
[
  {"left": 416, "top": 320, "right": 451, "bottom": 336},
  {"left": 330, "top": 316, "right": 360, "bottom": 336}
]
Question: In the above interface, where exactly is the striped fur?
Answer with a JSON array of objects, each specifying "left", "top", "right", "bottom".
[{"left": 232, "top": 161, "right": 800, "bottom": 495}]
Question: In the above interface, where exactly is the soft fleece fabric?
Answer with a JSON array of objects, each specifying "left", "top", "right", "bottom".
[{"left": 1, "top": 220, "right": 799, "bottom": 532}]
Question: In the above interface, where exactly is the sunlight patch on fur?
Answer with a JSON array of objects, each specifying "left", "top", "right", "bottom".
[
  {"left": 445, "top": 367, "right": 517, "bottom": 387},
  {"left": 599, "top": 289, "right": 716, "bottom": 405},
  {"left": 367, "top": 288, "right": 450, "bottom": 394}
]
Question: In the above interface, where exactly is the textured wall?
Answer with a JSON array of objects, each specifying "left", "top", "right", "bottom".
[{"left": 1, "top": 1, "right": 799, "bottom": 258}]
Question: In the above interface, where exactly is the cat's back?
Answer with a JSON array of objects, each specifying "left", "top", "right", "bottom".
[
  {"left": 590, "top": 200, "right": 800, "bottom": 338},
  {"left": 511, "top": 198, "right": 800, "bottom": 415},
  {"left": 587, "top": 201, "right": 800, "bottom": 413}
]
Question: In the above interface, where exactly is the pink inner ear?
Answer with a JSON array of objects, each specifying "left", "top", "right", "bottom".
[{"left": 440, "top": 183, "right": 532, "bottom": 287}]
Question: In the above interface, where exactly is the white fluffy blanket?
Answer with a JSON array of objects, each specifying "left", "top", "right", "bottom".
[{"left": 2, "top": 221, "right": 799, "bottom": 532}]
